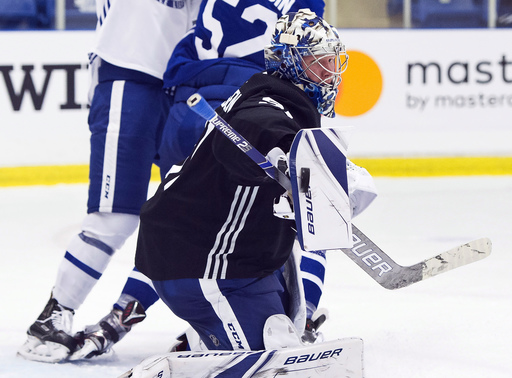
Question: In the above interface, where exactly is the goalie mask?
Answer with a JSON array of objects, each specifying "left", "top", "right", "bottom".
[{"left": 264, "top": 9, "right": 348, "bottom": 118}]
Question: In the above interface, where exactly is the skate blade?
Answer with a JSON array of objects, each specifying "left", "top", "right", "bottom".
[{"left": 17, "top": 335, "right": 70, "bottom": 363}]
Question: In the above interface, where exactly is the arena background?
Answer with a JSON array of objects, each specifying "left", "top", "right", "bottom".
[{"left": 1, "top": 1, "right": 511, "bottom": 186}]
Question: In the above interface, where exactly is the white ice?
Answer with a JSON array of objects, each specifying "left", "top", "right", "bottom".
[{"left": 1, "top": 176, "right": 511, "bottom": 377}]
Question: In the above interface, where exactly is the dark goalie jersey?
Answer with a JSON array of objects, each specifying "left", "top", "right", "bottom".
[{"left": 135, "top": 73, "right": 321, "bottom": 281}]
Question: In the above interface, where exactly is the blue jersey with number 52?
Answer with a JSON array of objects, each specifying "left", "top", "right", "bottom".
[{"left": 163, "top": 0, "right": 325, "bottom": 88}]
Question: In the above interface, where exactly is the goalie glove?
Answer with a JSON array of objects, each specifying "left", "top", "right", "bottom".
[{"left": 347, "top": 159, "right": 378, "bottom": 217}]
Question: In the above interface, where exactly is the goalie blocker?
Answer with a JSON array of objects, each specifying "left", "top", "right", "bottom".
[{"left": 289, "top": 127, "right": 353, "bottom": 251}]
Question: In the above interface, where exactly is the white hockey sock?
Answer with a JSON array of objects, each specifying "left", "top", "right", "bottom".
[
  {"left": 53, "top": 232, "right": 115, "bottom": 309},
  {"left": 52, "top": 212, "right": 139, "bottom": 309}
]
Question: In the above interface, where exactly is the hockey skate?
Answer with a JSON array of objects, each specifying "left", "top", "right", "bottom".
[
  {"left": 301, "top": 308, "right": 329, "bottom": 344},
  {"left": 17, "top": 295, "right": 77, "bottom": 363},
  {"left": 70, "top": 300, "right": 146, "bottom": 360}
]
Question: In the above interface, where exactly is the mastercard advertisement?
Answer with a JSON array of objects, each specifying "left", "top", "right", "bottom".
[{"left": 329, "top": 28, "right": 512, "bottom": 158}]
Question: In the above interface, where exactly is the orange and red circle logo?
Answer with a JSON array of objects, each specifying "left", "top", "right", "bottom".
[{"left": 335, "top": 50, "right": 383, "bottom": 117}]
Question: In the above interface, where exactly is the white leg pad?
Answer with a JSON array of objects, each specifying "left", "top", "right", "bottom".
[{"left": 122, "top": 337, "right": 364, "bottom": 378}]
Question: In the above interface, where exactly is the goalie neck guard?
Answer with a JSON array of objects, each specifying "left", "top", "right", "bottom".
[{"left": 264, "top": 9, "right": 348, "bottom": 118}]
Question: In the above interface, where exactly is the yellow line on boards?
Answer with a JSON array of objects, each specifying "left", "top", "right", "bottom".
[
  {"left": 0, "top": 164, "right": 161, "bottom": 187},
  {"left": 351, "top": 157, "right": 512, "bottom": 177},
  {"left": 1, "top": 157, "right": 511, "bottom": 187}
]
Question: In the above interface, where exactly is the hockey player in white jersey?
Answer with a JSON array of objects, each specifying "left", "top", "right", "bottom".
[{"left": 17, "top": 0, "right": 200, "bottom": 363}]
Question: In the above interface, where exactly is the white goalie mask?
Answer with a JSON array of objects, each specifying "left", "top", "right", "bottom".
[{"left": 264, "top": 9, "right": 348, "bottom": 118}]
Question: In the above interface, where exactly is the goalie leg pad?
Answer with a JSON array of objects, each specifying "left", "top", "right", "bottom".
[
  {"left": 119, "top": 354, "right": 172, "bottom": 378},
  {"left": 123, "top": 338, "right": 364, "bottom": 378}
]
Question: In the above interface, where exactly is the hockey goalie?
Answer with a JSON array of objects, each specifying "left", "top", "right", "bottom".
[
  {"left": 121, "top": 9, "right": 379, "bottom": 377},
  {"left": 119, "top": 124, "right": 376, "bottom": 378},
  {"left": 123, "top": 7, "right": 490, "bottom": 375}
]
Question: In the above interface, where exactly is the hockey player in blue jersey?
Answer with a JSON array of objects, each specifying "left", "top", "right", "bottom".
[
  {"left": 158, "top": 0, "right": 326, "bottom": 174},
  {"left": 17, "top": 0, "right": 201, "bottom": 363}
]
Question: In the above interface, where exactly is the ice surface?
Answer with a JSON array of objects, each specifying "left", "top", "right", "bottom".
[{"left": 1, "top": 177, "right": 511, "bottom": 377}]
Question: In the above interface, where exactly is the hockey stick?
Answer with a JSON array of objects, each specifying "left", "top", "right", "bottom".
[
  {"left": 187, "top": 94, "right": 492, "bottom": 289},
  {"left": 344, "top": 228, "right": 491, "bottom": 289},
  {"left": 186, "top": 93, "right": 291, "bottom": 191}
]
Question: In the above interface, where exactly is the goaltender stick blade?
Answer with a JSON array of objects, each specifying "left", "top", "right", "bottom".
[{"left": 343, "top": 225, "right": 492, "bottom": 290}]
